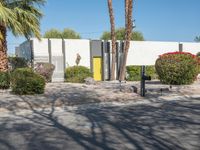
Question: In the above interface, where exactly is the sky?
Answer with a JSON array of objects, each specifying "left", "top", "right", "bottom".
[{"left": 7, "top": 0, "right": 200, "bottom": 54}]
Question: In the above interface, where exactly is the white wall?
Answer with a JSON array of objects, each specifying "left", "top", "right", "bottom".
[
  {"left": 49, "top": 39, "right": 64, "bottom": 82},
  {"left": 127, "top": 41, "right": 179, "bottom": 66},
  {"left": 64, "top": 39, "right": 90, "bottom": 68},
  {"left": 182, "top": 42, "right": 200, "bottom": 55},
  {"left": 32, "top": 38, "right": 49, "bottom": 63}
]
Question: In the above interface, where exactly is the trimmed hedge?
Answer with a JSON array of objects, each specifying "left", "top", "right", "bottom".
[
  {"left": 34, "top": 63, "right": 55, "bottom": 82},
  {"left": 8, "top": 57, "right": 28, "bottom": 71},
  {"left": 0, "top": 72, "right": 10, "bottom": 89},
  {"left": 155, "top": 52, "right": 199, "bottom": 85},
  {"left": 65, "top": 66, "right": 92, "bottom": 83},
  {"left": 11, "top": 68, "right": 45, "bottom": 95},
  {"left": 126, "top": 65, "right": 157, "bottom": 81}
]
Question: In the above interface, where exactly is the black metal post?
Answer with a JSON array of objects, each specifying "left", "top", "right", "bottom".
[{"left": 141, "top": 66, "right": 145, "bottom": 97}]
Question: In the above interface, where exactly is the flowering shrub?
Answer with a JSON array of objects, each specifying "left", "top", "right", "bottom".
[
  {"left": 155, "top": 51, "right": 199, "bottom": 85},
  {"left": 34, "top": 63, "right": 55, "bottom": 82}
]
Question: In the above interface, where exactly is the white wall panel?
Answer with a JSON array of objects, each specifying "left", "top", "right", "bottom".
[
  {"left": 64, "top": 39, "right": 90, "bottom": 68},
  {"left": 182, "top": 42, "right": 200, "bottom": 55},
  {"left": 32, "top": 38, "right": 49, "bottom": 57},
  {"left": 127, "top": 41, "right": 179, "bottom": 66}
]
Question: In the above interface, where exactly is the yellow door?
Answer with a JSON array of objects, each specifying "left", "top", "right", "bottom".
[{"left": 93, "top": 57, "right": 102, "bottom": 81}]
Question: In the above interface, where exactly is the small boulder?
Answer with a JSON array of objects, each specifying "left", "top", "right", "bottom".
[{"left": 84, "top": 77, "right": 96, "bottom": 85}]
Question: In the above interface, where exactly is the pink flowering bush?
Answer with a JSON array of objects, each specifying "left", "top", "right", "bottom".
[
  {"left": 34, "top": 63, "right": 55, "bottom": 82},
  {"left": 155, "top": 52, "right": 199, "bottom": 85}
]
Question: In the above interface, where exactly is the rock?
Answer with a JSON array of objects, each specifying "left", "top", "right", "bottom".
[
  {"left": 84, "top": 77, "right": 96, "bottom": 85},
  {"left": 120, "top": 86, "right": 137, "bottom": 93}
]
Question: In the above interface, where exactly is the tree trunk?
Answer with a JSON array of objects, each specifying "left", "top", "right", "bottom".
[
  {"left": 0, "top": 24, "right": 8, "bottom": 72},
  {"left": 108, "top": 0, "right": 116, "bottom": 80},
  {"left": 119, "top": 0, "right": 133, "bottom": 81}
]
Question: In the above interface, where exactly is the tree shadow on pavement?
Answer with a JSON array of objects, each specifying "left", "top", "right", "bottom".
[{"left": 0, "top": 94, "right": 200, "bottom": 150}]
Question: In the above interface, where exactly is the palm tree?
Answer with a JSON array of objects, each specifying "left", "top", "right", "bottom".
[
  {"left": 194, "top": 36, "right": 200, "bottom": 42},
  {"left": 119, "top": 0, "right": 133, "bottom": 81},
  {"left": 107, "top": 0, "right": 116, "bottom": 80},
  {"left": 0, "top": 0, "right": 45, "bottom": 72}
]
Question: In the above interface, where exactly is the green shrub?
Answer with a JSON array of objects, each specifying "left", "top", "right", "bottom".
[
  {"left": 11, "top": 68, "right": 45, "bottom": 95},
  {"left": 65, "top": 66, "right": 92, "bottom": 83},
  {"left": 155, "top": 52, "right": 199, "bottom": 85},
  {"left": 8, "top": 57, "right": 29, "bottom": 71},
  {"left": 0, "top": 72, "right": 10, "bottom": 89},
  {"left": 126, "top": 65, "right": 157, "bottom": 81},
  {"left": 196, "top": 52, "right": 200, "bottom": 73},
  {"left": 34, "top": 63, "right": 55, "bottom": 82},
  {"left": 196, "top": 52, "right": 200, "bottom": 58}
]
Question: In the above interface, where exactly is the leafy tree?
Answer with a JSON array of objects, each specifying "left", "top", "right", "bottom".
[
  {"left": 0, "top": 0, "right": 45, "bottom": 72},
  {"left": 194, "top": 36, "right": 200, "bottom": 42},
  {"left": 43, "top": 29, "right": 62, "bottom": 38},
  {"left": 43, "top": 28, "right": 81, "bottom": 39},
  {"left": 101, "top": 28, "right": 144, "bottom": 41},
  {"left": 62, "top": 28, "right": 81, "bottom": 39}
]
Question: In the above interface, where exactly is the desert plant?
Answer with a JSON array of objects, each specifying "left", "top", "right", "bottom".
[
  {"left": 11, "top": 68, "right": 45, "bottom": 95},
  {"left": 65, "top": 66, "right": 92, "bottom": 83},
  {"left": 155, "top": 52, "right": 199, "bottom": 85},
  {"left": 8, "top": 57, "right": 29, "bottom": 71},
  {"left": 0, "top": 72, "right": 10, "bottom": 89},
  {"left": 197, "top": 52, "right": 200, "bottom": 58},
  {"left": 34, "top": 63, "right": 55, "bottom": 82},
  {"left": 126, "top": 65, "right": 157, "bottom": 81}
]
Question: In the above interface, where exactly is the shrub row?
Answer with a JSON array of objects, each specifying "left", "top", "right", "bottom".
[
  {"left": 0, "top": 72, "right": 10, "bottom": 89},
  {"left": 0, "top": 68, "right": 46, "bottom": 95},
  {"left": 126, "top": 65, "right": 157, "bottom": 81},
  {"left": 8, "top": 57, "right": 29, "bottom": 71},
  {"left": 65, "top": 66, "right": 92, "bottom": 83},
  {"left": 11, "top": 68, "right": 45, "bottom": 95}
]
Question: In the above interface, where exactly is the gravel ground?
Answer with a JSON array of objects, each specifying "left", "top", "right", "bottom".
[{"left": 1, "top": 80, "right": 200, "bottom": 111}]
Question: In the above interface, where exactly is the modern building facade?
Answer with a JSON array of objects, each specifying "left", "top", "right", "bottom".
[{"left": 16, "top": 38, "right": 200, "bottom": 82}]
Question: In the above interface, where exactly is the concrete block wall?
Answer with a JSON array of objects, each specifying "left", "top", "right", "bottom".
[
  {"left": 64, "top": 39, "right": 90, "bottom": 67},
  {"left": 17, "top": 39, "right": 200, "bottom": 82}
]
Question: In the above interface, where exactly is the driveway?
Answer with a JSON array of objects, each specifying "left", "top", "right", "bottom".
[{"left": 0, "top": 96, "right": 200, "bottom": 150}]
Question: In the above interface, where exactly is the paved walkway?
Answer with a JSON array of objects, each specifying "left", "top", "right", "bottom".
[{"left": 0, "top": 81, "right": 200, "bottom": 150}]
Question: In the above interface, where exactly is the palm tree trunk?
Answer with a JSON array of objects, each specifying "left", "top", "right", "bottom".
[
  {"left": 119, "top": 0, "right": 133, "bottom": 81},
  {"left": 108, "top": 0, "right": 116, "bottom": 80},
  {"left": 0, "top": 24, "right": 8, "bottom": 72}
]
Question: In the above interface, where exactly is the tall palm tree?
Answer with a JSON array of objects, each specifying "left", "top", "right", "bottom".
[
  {"left": 107, "top": 0, "right": 116, "bottom": 80},
  {"left": 194, "top": 36, "right": 200, "bottom": 42},
  {"left": 119, "top": 0, "right": 133, "bottom": 81},
  {"left": 0, "top": 0, "right": 45, "bottom": 72}
]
